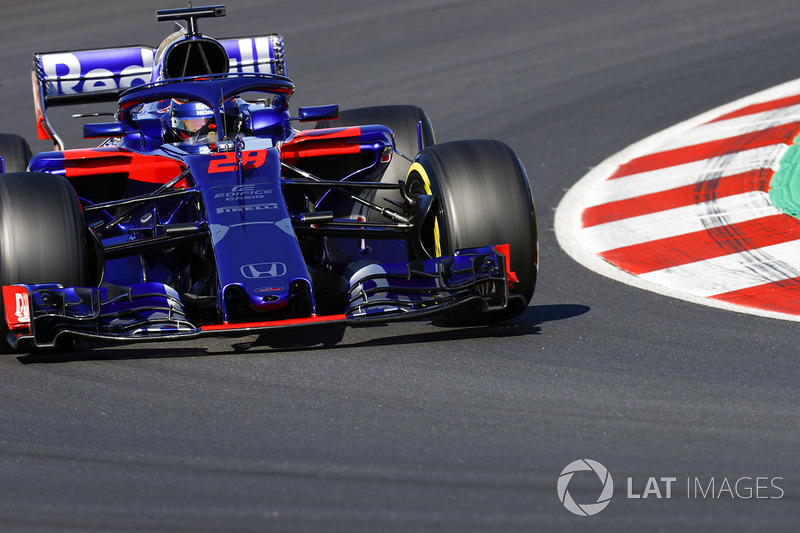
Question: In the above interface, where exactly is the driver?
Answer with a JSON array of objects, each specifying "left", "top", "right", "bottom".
[{"left": 170, "top": 100, "right": 218, "bottom": 144}]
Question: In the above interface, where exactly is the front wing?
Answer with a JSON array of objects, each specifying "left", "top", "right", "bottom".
[{"left": 3, "top": 245, "right": 520, "bottom": 349}]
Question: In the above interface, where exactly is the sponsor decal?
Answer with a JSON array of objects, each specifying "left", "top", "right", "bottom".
[
  {"left": 224, "top": 37, "right": 277, "bottom": 74},
  {"left": 254, "top": 286, "right": 284, "bottom": 293},
  {"left": 38, "top": 37, "right": 279, "bottom": 97},
  {"left": 214, "top": 184, "right": 273, "bottom": 201},
  {"left": 216, "top": 202, "right": 278, "bottom": 214},
  {"left": 40, "top": 48, "right": 154, "bottom": 96},
  {"left": 2, "top": 286, "right": 30, "bottom": 329},
  {"left": 241, "top": 262, "right": 287, "bottom": 279}
]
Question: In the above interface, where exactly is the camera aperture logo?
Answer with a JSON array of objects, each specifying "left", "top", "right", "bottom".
[{"left": 557, "top": 459, "right": 614, "bottom": 516}]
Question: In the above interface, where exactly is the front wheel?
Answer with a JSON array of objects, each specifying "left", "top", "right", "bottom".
[
  {"left": 406, "top": 140, "right": 538, "bottom": 322},
  {"left": 0, "top": 172, "right": 88, "bottom": 351}
]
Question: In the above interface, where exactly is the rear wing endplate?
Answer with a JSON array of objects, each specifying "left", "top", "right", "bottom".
[{"left": 32, "top": 35, "right": 286, "bottom": 149}]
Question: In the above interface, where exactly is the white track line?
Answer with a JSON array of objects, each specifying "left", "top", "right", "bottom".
[
  {"left": 585, "top": 144, "right": 787, "bottom": 207},
  {"left": 654, "top": 103, "right": 800, "bottom": 152},
  {"left": 581, "top": 191, "right": 778, "bottom": 253},
  {"left": 640, "top": 239, "right": 800, "bottom": 297}
]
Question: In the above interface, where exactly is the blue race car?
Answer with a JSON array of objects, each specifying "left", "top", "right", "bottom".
[{"left": 0, "top": 4, "right": 537, "bottom": 351}]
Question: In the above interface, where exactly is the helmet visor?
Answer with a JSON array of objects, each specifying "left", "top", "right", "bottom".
[{"left": 178, "top": 116, "right": 213, "bottom": 134}]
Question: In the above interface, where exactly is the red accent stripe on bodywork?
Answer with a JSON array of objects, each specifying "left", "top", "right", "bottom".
[
  {"left": 281, "top": 127, "right": 362, "bottom": 165},
  {"left": 582, "top": 169, "right": 773, "bottom": 227},
  {"left": 710, "top": 277, "right": 800, "bottom": 315},
  {"left": 63, "top": 148, "right": 186, "bottom": 186},
  {"left": 599, "top": 214, "right": 800, "bottom": 275},
  {"left": 608, "top": 122, "right": 800, "bottom": 179},
  {"left": 200, "top": 314, "right": 348, "bottom": 331},
  {"left": 31, "top": 71, "right": 52, "bottom": 142},
  {"left": 492, "top": 244, "right": 519, "bottom": 284}
]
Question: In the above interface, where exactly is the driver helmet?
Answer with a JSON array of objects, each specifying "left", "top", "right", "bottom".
[{"left": 170, "top": 100, "right": 217, "bottom": 144}]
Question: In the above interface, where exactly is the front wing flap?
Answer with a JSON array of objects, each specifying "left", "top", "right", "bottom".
[
  {"left": 345, "top": 245, "right": 517, "bottom": 318},
  {"left": 4, "top": 245, "right": 520, "bottom": 348}
]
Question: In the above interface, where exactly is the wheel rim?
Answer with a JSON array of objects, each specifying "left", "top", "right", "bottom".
[{"left": 407, "top": 162, "right": 442, "bottom": 257}]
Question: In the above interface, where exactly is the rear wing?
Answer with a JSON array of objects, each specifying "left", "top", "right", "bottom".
[{"left": 32, "top": 35, "right": 286, "bottom": 149}]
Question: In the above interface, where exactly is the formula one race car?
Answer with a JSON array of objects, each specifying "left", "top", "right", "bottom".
[{"left": 0, "top": 5, "right": 537, "bottom": 351}]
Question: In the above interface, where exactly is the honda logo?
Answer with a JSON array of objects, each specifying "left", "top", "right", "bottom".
[{"left": 240, "top": 262, "right": 287, "bottom": 279}]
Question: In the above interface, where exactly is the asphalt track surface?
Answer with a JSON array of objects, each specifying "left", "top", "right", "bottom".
[{"left": 1, "top": 1, "right": 799, "bottom": 531}]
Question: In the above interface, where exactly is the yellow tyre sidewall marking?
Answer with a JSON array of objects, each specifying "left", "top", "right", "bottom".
[{"left": 408, "top": 162, "right": 442, "bottom": 258}]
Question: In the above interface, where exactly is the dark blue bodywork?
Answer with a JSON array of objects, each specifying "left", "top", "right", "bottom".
[{"left": 1, "top": 6, "right": 520, "bottom": 348}]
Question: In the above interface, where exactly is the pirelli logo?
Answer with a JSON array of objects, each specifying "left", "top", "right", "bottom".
[{"left": 216, "top": 202, "right": 278, "bottom": 214}]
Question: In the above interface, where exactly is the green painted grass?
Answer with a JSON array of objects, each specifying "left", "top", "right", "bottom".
[{"left": 769, "top": 136, "right": 800, "bottom": 218}]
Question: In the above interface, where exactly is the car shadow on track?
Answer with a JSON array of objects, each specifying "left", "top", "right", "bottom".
[
  {"left": 14, "top": 304, "right": 589, "bottom": 363},
  {"left": 15, "top": 345, "right": 210, "bottom": 364},
  {"left": 232, "top": 303, "right": 590, "bottom": 353}
]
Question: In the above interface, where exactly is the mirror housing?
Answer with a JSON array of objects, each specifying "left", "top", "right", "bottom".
[
  {"left": 250, "top": 108, "right": 285, "bottom": 137},
  {"left": 292, "top": 104, "right": 339, "bottom": 123},
  {"left": 83, "top": 122, "right": 125, "bottom": 139}
]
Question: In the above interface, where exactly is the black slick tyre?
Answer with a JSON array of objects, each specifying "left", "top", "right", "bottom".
[
  {"left": 406, "top": 140, "right": 537, "bottom": 322},
  {"left": 0, "top": 172, "right": 87, "bottom": 351},
  {"left": 0, "top": 134, "right": 33, "bottom": 173}
]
